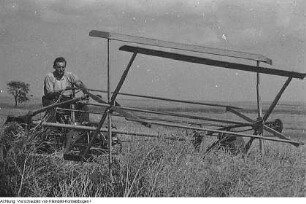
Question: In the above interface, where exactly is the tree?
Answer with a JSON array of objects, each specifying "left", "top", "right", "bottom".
[{"left": 7, "top": 81, "right": 30, "bottom": 107}]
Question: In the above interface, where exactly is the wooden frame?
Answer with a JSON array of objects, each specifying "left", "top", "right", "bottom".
[{"left": 36, "top": 30, "right": 305, "bottom": 178}]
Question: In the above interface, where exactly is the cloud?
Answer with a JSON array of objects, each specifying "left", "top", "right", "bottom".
[
  {"left": 4, "top": 0, "right": 306, "bottom": 47},
  {"left": 29, "top": 0, "right": 217, "bottom": 22}
]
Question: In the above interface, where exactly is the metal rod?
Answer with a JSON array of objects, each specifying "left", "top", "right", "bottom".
[
  {"left": 34, "top": 121, "right": 303, "bottom": 146},
  {"left": 262, "top": 125, "right": 292, "bottom": 141},
  {"left": 35, "top": 121, "right": 190, "bottom": 141},
  {"left": 256, "top": 61, "right": 264, "bottom": 154},
  {"left": 136, "top": 115, "right": 226, "bottom": 127},
  {"left": 55, "top": 108, "right": 105, "bottom": 115},
  {"left": 263, "top": 77, "right": 292, "bottom": 121},
  {"left": 30, "top": 97, "right": 84, "bottom": 117},
  {"left": 71, "top": 87, "right": 76, "bottom": 124},
  {"left": 110, "top": 53, "right": 137, "bottom": 103},
  {"left": 107, "top": 39, "right": 112, "bottom": 181},
  {"left": 34, "top": 121, "right": 159, "bottom": 136},
  {"left": 87, "top": 89, "right": 242, "bottom": 110},
  {"left": 227, "top": 107, "right": 254, "bottom": 123}
]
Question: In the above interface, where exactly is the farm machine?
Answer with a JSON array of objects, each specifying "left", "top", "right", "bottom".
[{"left": 1, "top": 31, "right": 305, "bottom": 177}]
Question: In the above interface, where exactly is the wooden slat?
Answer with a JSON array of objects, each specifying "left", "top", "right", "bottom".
[
  {"left": 89, "top": 30, "right": 272, "bottom": 65},
  {"left": 120, "top": 45, "right": 306, "bottom": 79}
]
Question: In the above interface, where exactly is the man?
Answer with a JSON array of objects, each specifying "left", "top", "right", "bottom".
[{"left": 43, "top": 57, "right": 89, "bottom": 123}]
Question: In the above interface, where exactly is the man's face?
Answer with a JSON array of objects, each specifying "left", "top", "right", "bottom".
[{"left": 54, "top": 61, "right": 66, "bottom": 76}]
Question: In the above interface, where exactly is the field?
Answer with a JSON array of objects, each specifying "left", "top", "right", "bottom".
[{"left": 0, "top": 96, "right": 305, "bottom": 197}]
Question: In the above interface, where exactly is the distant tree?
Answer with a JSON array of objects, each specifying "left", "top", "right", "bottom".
[{"left": 7, "top": 81, "right": 30, "bottom": 107}]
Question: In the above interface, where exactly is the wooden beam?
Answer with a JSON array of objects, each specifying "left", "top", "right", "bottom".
[
  {"left": 119, "top": 45, "right": 306, "bottom": 79},
  {"left": 89, "top": 30, "right": 272, "bottom": 65}
]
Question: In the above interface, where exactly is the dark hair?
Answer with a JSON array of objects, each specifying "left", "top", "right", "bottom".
[{"left": 53, "top": 57, "right": 66, "bottom": 67}]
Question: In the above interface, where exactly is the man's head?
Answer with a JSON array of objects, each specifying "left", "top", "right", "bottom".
[{"left": 53, "top": 57, "right": 66, "bottom": 77}]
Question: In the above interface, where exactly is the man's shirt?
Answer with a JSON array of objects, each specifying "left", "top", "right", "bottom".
[{"left": 44, "top": 71, "right": 79, "bottom": 98}]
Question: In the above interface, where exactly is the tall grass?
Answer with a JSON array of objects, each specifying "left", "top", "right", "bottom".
[{"left": 0, "top": 122, "right": 305, "bottom": 197}]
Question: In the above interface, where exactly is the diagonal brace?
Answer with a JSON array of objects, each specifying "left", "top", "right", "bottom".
[
  {"left": 81, "top": 52, "right": 138, "bottom": 159},
  {"left": 263, "top": 77, "right": 292, "bottom": 121}
]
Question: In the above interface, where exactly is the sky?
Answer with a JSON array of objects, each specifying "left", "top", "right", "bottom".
[{"left": 0, "top": 0, "right": 306, "bottom": 103}]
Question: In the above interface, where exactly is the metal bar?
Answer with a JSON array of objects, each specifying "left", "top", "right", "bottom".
[
  {"left": 107, "top": 39, "right": 112, "bottom": 181},
  {"left": 256, "top": 61, "right": 264, "bottom": 154},
  {"left": 120, "top": 46, "right": 306, "bottom": 79},
  {"left": 89, "top": 30, "right": 272, "bottom": 64},
  {"left": 111, "top": 105, "right": 248, "bottom": 125},
  {"left": 35, "top": 121, "right": 303, "bottom": 146},
  {"left": 88, "top": 89, "right": 242, "bottom": 110},
  {"left": 30, "top": 97, "right": 84, "bottom": 117},
  {"left": 71, "top": 87, "right": 76, "bottom": 124},
  {"left": 110, "top": 52, "right": 137, "bottom": 103},
  {"left": 226, "top": 107, "right": 254, "bottom": 123},
  {"left": 262, "top": 125, "right": 292, "bottom": 141},
  {"left": 82, "top": 52, "right": 138, "bottom": 158},
  {"left": 136, "top": 115, "right": 226, "bottom": 127},
  {"left": 34, "top": 121, "right": 158, "bottom": 137},
  {"left": 55, "top": 108, "right": 107, "bottom": 115},
  {"left": 263, "top": 77, "right": 293, "bottom": 121},
  {"left": 34, "top": 121, "right": 189, "bottom": 141}
]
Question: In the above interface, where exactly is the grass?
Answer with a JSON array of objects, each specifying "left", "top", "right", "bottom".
[
  {"left": 0, "top": 99, "right": 305, "bottom": 197},
  {"left": 0, "top": 123, "right": 305, "bottom": 197}
]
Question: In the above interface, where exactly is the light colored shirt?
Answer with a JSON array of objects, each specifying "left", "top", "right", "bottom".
[{"left": 44, "top": 71, "right": 79, "bottom": 97}]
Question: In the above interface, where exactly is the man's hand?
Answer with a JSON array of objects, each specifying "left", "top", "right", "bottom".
[{"left": 74, "top": 81, "right": 87, "bottom": 91}]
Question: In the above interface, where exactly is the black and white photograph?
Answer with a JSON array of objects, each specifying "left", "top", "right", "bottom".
[{"left": 0, "top": 0, "right": 305, "bottom": 199}]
